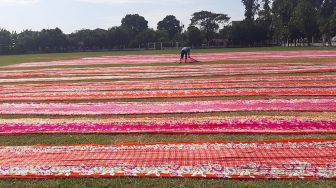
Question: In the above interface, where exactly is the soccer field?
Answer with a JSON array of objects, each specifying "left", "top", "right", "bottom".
[{"left": 0, "top": 47, "right": 335, "bottom": 188}]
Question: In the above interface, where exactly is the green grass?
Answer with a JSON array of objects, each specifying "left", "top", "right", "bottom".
[
  {"left": 0, "top": 111, "right": 334, "bottom": 120},
  {"left": 0, "top": 134, "right": 334, "bottom": 146},
  {"left": 1, "top": 178, "right": 336, "bottom": 188},
  {"left": 0, "top": 46, "right": 335, "bottom": 67},
  {"left": 0, "top": 178, "right": 335, "bottom": 188},
  {"left": 0, "top": 95, "right": 334, "bottom": 103},
  {"left": 2, "top": 57, "right": 336, "bottom": 72}
]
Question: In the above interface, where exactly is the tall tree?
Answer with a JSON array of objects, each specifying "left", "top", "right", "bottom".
[
  {"left": 331, "top": 9, "right": 336, "bottom": 37},
  {"left": 258, "top": 0, "right": 272, "bottom": 25},
  {"left": 242, "top": 0, "right": 260, "bottom": 22},
  {"left": 157, "top": 15, "right": 182, "bottom": 40},
  {"left": 187, "top": 26, "right": 203, "bottom": 47},
  {"left": 68, "top": 29, "right": 95, "bottom": 50},
  {"left": 135, "top": 29, "right": 158, "bottom": 46},
  {"left": 331, "top": 9, "right": 336, "bottom": 45},
  {"left": 318, "top": 0, "right": 336, "bottom": 46},
  {"left": 38, "top": 28, "right": 67, "bottom": 52},
  {"left": 272, "top": 0, "right": 299, "bottom": 45},
  {"left": 155, "top": 30, "right": 170, "bottom": 42},
  {"left": 255, "top": 0, "right": 273, "bottom": 43},
  {"left": 91, "top": 29, "right": 108, "bottom": 49},
  {"left": 121, "top": 14, "right": 148, "bottom": 37},
  {"left": 15, "top": 30, "right": 39, "bottom": 53},
  {"left": 190, "top": 11, "right": 230, "bottom": 45},
  {"left": 292, "top": 0, "right": 320, "bottom": 45},
  {"left": 108, "top": 26, "right": 131, "bottom": 49},
  {"left": 0, "top": 28, "right": 13, "bottom": 54}
]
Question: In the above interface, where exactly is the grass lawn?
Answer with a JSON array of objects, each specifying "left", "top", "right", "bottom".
[
  {"left": 0, "top": 46, "right": 335, "bottom": 188},
  {"left": 0, "top": 46, "right": 335, "bottom": 67},
  {"left": 0, "top": 177, "right": 335, "bottom": 188}
]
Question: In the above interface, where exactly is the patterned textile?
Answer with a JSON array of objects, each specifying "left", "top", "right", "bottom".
[
  {"left": 0, "top": 140, "right": 334, "bottom": 179},
  {"left": 3, "top": 50, "right": 336, "bottom": 68},
  {"left": 1, "top": 99, "right": 335, "bottom": 115},
  {"left": 0, "top": 118, "right": 335, "bottom": 135}
]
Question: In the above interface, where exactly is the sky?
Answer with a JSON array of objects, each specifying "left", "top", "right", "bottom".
[{"left": 0, "top": 0, "right": 245, "bottom": 34}]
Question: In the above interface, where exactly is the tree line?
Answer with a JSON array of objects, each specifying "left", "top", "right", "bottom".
[{"left": 0, "top": 0, "right": 335, "bottom": 54}]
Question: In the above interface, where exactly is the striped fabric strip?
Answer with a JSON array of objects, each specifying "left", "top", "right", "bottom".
[{"left": 0, "top": 140, "right": 334, "bottom": 179}]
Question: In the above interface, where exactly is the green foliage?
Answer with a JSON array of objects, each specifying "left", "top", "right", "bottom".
[
  {"left": 38, "top": 28, "right": 68, "bottom": 52},
  {"left": 318, "top": 0, "right": 336, "bottom": 45},
  {"left": 187, "top": 26, "right": 203, "bottom": 47},
  {"left": 190, "top": 11, "right": 230, "bottom": 42},
  {"left": 15, "top": 30, "right": 39, "bottom": 53},
  {"left": 331, "top": 9, "right": 336, "bottom": 35},
  {"left": 155, "top": 30, "right": 170, "bottom": 42},
  {"left": 134, "top": 29, "right": 158, "bottom": 47},
  {"left": 241, "top": 0, "right": 259, "bottom": 22},
  {"left": 257, "top": 0, "right": 272, "bottom": 31},
  {"left": 108, "top": 26, "right": 131, "bottom": 49},
  {"left": 157, "top": 15, "right": 182, "bottom": 40},
  {"left": 272, "top": 0, "right": 298, "bottom": 42},
  {"left": 68, "top": 29, "right": 96, "bottom": 49},
  {"left": 0, "top": 28, "right": 12, "bottom": 53},
  {"left": 121, "top": 14, "right": 148, "bottom": 37},
  {"left": 291, "top": 0, "right": 319, "bottom": 43}
]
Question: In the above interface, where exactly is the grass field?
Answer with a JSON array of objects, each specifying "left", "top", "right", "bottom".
[
  {"left": 0, "top": 47, "right": 335, "bottom": 188},
  {"left": 1, "top": 46, "right": 335, "bottom": 67}
]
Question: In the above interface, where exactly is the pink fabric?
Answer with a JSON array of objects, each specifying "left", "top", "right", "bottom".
[
  {"left": 3, "top": 50, "right": 336, "bottom": 68},
  {"left": 0, "top": 98, "right": 335, "bottom": 115},
  {"left": 0, "top": 119, "right": 335, "bottom": 135}
]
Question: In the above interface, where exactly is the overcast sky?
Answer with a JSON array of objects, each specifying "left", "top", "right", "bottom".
[{"left": 0, "top": 0, "right": 245, "bottom": 34}]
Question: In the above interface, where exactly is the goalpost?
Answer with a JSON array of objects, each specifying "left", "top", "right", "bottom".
[{"left": 146, "top": 42, "right": 180, "bottom": 50}]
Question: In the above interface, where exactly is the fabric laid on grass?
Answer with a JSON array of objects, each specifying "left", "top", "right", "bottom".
[
  {"left": 0, "top": 119, "right": 336, "bottom": 135},
  {"left": 2, "top": 75, "right": 336, "bottom": 90},
  {"left": 1, "top": 62, "right": 335, "bottom": 79},
  {"left": 1, "top": 88, "right": 336, "bottom": 101},
  {"left": 0, "top": 140, "right": 335, "bottom": 179},
  {"left": 3, "top": 50, "right": 336, "bottom": 68},
  {"left": 2, "top": 67, "right": 336, "bottom": 83},
  {"left": 2, "top": 80, "right": 336, "bottom": 94},
  {"left": 1, "top": 98, "right": 336, "bottom": 115}
]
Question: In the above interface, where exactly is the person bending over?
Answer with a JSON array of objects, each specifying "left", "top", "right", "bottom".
[{"left": 180, "top": 47, "right": 191, "bottom": 63}]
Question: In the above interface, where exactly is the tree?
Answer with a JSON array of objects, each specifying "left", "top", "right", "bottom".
[
  {"left": 15, "top": 30, "right": 39, "bottom": 53},
  {"left": 121, "top": 14, "right": 148, "bottom": 37},
  {"left": 256, "top": 0, "right": 273, "bottom": 43},
  {"left": 331, "top": 9, "right": 336, "bottom": 38},
  {"left": 157, "top": 15, "right": 182, "bottom": 40},
  {"left": 91, "top": 29, "right": 108, "bottom": 49},
  {"left": 155, "top": 30, "right": 170, "bottom": 42},
  {"left": 318, "top": 0, "right": 336, "bottom": 46},
  {"left": 242, "top": 0, "right": 260, "bottom": 22},
  {"left": 190, "top": 11, "right": 230, "bottom": 45},
  {"left": 108, "top": 26, "right": 131, "bottom": 49},
  {"left": 272, "top": 0, "right": 299, "bottom": 45},
  {"left": 292, "top": 0, "right": 320, "bottom": 45},
  {"left": 258, "top": 0, "right": 272, "bottom": 25},
  {"left": 0, "top": 28, "right": 12, "bottom": 54},
  {"left": 187, "top": 26, "right": 203, "bottom": 47},
  {"left": 38, "top": 28, "right": 67, "bottom": 52},
  {"left": 68, "top": 29, "right": 93, "bottom": 50},
  {"left": 135, "top": 29, "right": 157, "bottom": 45}
]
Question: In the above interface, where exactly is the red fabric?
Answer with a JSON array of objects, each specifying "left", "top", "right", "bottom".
[{"left": 0, "top": 140, "right": 334, "bottom": 179}]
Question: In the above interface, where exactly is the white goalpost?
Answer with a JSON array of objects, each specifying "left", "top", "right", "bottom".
[{"left": 146, "top": 42, "right": 180, "bottom": 50}]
